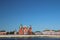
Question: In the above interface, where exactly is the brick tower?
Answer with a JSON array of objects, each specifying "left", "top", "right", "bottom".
[
  {"left": 18, "top": 24, "right": 24, "bottom": 35},
  {"left": 23, "top": 25, "right": 28, "bottom": 35},
  {"left": 28, "top": 25, "right": 32, "bottom": 35}
]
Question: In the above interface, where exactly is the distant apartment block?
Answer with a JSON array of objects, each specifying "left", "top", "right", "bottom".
[
  {"left": 0, "top": 30, "right": 6, "bottom": 35},
  {"left": 42, "top": 30, "right": 60, "bottom": 35}
]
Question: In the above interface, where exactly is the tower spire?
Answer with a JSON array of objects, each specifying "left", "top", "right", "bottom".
[{"left": 19, "top": 24, "right": 23, "bottom": 28}]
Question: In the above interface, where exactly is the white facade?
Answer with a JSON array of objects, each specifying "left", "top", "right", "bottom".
[
  {"left": 35, "top": 32, "right": 42, "bottom": 35},
  {"left": 42, "top": 30, "right": 60, "bottom": 35}
]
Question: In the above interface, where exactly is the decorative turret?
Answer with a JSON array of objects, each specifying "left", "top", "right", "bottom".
[
  {"left": 28, "top": 25, "right": 32, "bottom": 35},
  {"left": 18, "top": 24, "right": 24, "bottom": 35}
]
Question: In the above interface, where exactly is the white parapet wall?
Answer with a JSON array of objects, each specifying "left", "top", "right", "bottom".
[{"left": 0, "top": 35, "right": 60, "bottom": 38}]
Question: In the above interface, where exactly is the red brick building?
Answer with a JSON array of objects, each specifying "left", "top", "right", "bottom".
[
  {"left": 18, "top": 27, "right": 24, "bottom": 35},
  {"left": 18, "top": 25, "right": 32, "bottom": 35},
  {"left": 28, "top": 27, "right": 32, "bottom": 35},
  {"left": 23, "top": 26, "right": 28, "bottom": 35}
]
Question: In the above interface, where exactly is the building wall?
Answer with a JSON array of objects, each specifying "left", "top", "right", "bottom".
[
  {"left": 0, "top": 32, "right": 6, "bottom": 35},
  {"left": 42, "top": 30, "right": 60, "bottom": 35},
  {"left": 23, "top": 27, "right": 28, "bottom": 35},
  {"left": 55, "top": 32, "right": 60, "bottom": 35},
  {"left": 18, "top": 26, "right": 32, "bottom": 35},
  {"left": 18, "top": 27, "right": 24, "bottom": 35},
  {"left": 35, "top": 32, "right": 42, "bottom": 35},
  {"left": 28, "top": 27, "right": 32, "bottom": 35}
]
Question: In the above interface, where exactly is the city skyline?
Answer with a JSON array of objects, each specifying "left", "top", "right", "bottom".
[{"left": 0, "top": 0, "right": 60, "bottom": 32}]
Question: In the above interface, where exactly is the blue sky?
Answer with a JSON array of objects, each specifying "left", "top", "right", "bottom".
[{"left": 0, "top": 0, "right": 60, "bottom": 32}]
